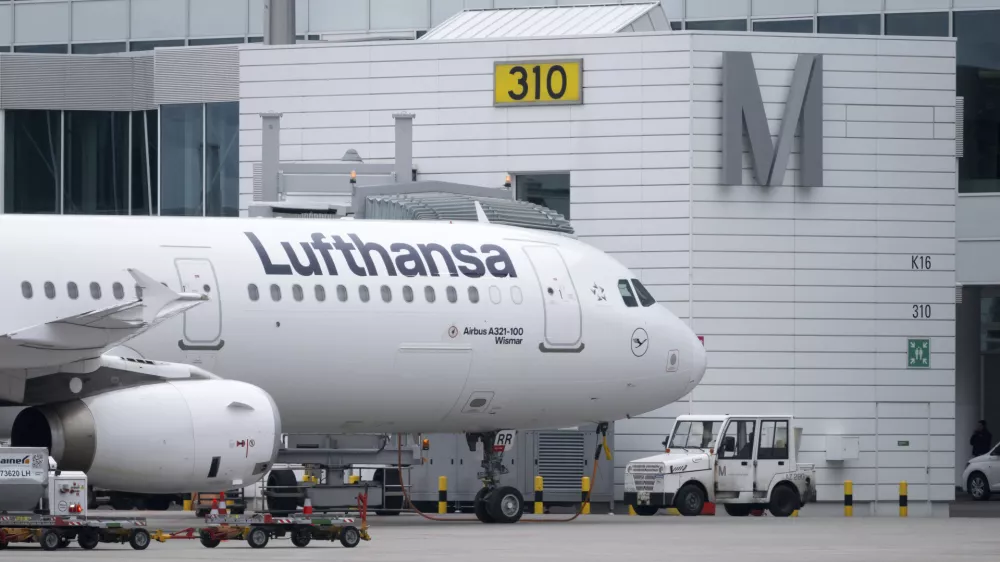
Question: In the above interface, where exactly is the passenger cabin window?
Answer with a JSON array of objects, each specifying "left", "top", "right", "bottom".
[
  {"left": 337, "top": 285, "right": 348, "bottom": 302},
  {"left": 67, "top": 282, "right": 79, "bottom": 300},
  {"left": 270, "top": 284, "right": 281, "bottom": 301},
  {"left": 446, "top": 286, "right": 457, "bottom": 303},
  {"left": 315, "top": 285, "right": 326, "bottom": 302},
  {"left": 359, "top": 285, "right": 370, "bottom": 302},
  {"left": 113, "top": 282, "right": 125, "bottom": 300},
  {"left": 381, "top": 285, "right": 392, "bottom": 303},
  {"left": 618, "top": 279, "right": 638, "bottom": 307},
  {"left": 425, "top": 286, "right": 436, "bottom": 303},
  {"left": 292, "top": 284, "right": 304, "bottom": 302},
  {"left": 468, "top": 286, "right": 479, "bottom": 303},
  {"left": 511, "top": 286, "right": 523, "bottom": 304},
  {"left": 403, "top": 285, "right": 414, "bottom": 303},
  {"left": 44, "top": 281, "right": 56, "bottom": 299},
  {"left": 631, "top": 278, "right": 656, "bottom": 307},
  {"left": 489, "top": 286, "right": 501, "bottom": 304},
  {"left": 248, "top": 284, "right": 259, "bottom": 301},
  {"left": 90, "top": 282, "right": 102, "bottom": 300},
  {"left": 21, "top": 281, "right": 32, "bottom": 299},
  {"left": 757, "top": 420, "right": 789, "bottom": 460}
]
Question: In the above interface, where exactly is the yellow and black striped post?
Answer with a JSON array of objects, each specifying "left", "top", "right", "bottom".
[
  {"left": 534, "top": 476, "right": 544, "bottom": 515},
  {"left": 844, "top": 480, "right": 853, "bottom": 517},
  {"left": 581, "top": 477, "right": 591, "bottom": 515},
  {"left": 899, "top": 481, "right": 907, "bottom": 517},
  {"left": 438, "top": 476, "right": 447, "bottom": 514}
]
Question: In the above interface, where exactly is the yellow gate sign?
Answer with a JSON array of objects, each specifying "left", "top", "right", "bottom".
[{"left": 494, "top": 59, "right": 583, "bottom": 106}]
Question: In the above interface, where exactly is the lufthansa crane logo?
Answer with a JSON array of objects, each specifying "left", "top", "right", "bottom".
[{"left": 631, "top": 328, "right": 648, "bottom": 357}]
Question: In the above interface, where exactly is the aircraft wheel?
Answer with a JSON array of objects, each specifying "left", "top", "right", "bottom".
[
  {"left": 339, "top": 526, "right": 360, "bottom": 548},
  {"left": 488, "top": 486, "right": 524, "bottom": 524},
  {"left": 266, "top": 469, "right": 302, "bottom": 514},
  {"left": 247, "top": 527, "right": 269, "bottom": 549},
  {"left": 675, "top": 484, "right": 705, "bottom": 517},
  {"left": 474, "top": 488, "right": 495, "bottom": 523}
]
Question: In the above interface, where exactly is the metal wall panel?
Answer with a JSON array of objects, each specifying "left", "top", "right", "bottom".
[
  {"left": 0, "top": 53, "right": 153, "bottom": 111},
  {"left": 14, "top": 1, "right": 69, "bottom": 45},
  {"left": 154, "top": 46, "right": 239, "bottom": 104},
  {"left": 130, "top": 0, "right": 187, "bottom": 40},
  {"left": 189, "top": 0, "right": 248, "bottom": 38},
  {"left": 71, "top": 0, "right": 128, "bottom": 43}
]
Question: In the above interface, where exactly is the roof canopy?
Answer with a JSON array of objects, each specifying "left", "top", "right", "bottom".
[{"left": 420, "top": 2, "right": 669, "bottom": 41}]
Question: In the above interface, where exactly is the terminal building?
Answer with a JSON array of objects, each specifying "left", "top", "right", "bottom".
[{"left": 1, "top": 0, "right": 997, "bottom": 515}]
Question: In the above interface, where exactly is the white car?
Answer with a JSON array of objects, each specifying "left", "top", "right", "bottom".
[{"left": 963, "top": 442, "right": 1000, "bottom": 501}]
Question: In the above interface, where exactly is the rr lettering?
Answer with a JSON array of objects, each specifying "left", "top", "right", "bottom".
[{"left": 497, "top": 433, "right": 513, "bottom": 447}]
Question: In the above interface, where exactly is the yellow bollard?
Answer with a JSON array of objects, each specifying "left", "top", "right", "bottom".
[
  {"left": 534, "top": 476, "right": 544, "bottom": 515},
  {"left": 899, "top": 481, "right": 907, "bottom": 517},
  {"left": 183, "top": 499, "right": 193, "bottom": 511},
  {"left": 438, "top": 476, "right": 447, "bottom": 514},
  {"left": 349, "top": 474, "right": 360, "bottom": 484},
  {"left": 581, "top": 477, "right": 591, "bottom": 515},
  {"left": 628, "top": 505, "right": 636, "bottom": 516},
  {"left": 844, "top": 480, "right": 853, "bottom": 517}
]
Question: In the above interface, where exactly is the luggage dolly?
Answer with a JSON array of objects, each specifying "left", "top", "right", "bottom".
[
  {"left": 0, "top": 513, "right": 151, "bottom": 551},
  {"left": 153, "top": 494, "right": 372, "bottom": 549}
]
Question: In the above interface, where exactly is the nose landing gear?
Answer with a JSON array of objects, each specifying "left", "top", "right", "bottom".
[{"left": 467, "top": 431, "right": 524, "bottom": 524}]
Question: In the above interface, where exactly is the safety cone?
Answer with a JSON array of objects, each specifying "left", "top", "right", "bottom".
[
  {"left": 303, "top": 497, "right": 313, "bottom": 516},
  {"left": 209, "top": 498, "right": 219, "bottom": 516},
  {"left": 218, "top": 493, "right": 227, "bottom": 515}
]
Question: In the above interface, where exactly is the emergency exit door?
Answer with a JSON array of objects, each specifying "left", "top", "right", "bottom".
[
  {"left": 175, "top": 258, "right": 222, "bottom": 344},
  {"left": 522, "top": 245, "right": 581, "bottom": 348}
]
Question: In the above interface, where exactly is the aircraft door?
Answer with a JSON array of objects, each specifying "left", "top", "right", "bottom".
[
  {"left": 174, "top": 258, "right": 223, "bottom": 348},
  {"left": 523, "top": 245, "right": 582, "bottom": 348}
]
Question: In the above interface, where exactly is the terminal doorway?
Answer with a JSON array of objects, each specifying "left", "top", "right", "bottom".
[
  {"left": 956, "top": 286, "right": 1000, "bottom": 491},
  {"left": 512, "top": 173, "right": 570, "bottom": 220}
]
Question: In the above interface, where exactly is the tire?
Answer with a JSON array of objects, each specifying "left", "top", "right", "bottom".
[
  {"left": 675, "top": 484, "right": 705, "bottom": 517},
  {"left": 488, "top": 486, "right": 524, "bottom": 524},
  {"left": 291, "top": 528, "right": 311, "bottom": 547},
  {"left": 724, "top": 504, "right": 753, "bottom": 517},
  {"left": 474, "top": 488, "right": 495, "bottom": 524},
  {"left": 768, "top": 484, "right": 800, "bottom": 517},
  {"left": 41, "top": 529, "right": 62, "bottom": 551},
  {"left": 129, "top": 529, "right": 150, "bottom": 550},
  {"left": 339, "top": 526, "right": 361, "bottom": 548},
  {"left": 200, "top": 535, "right": 221, "bottom": 548},
  {"left": 266, "top": 469, "right": 303, "bottom": 514},
  {"left": 632, "top": 505, "right": 659, "bottom": 516},
  {"left": 78, "top": 529, "right": 100, "bottom": 550},
  {"left": 968, "top": 472, "right": 992, "bottom": 501},
  {"left": 247, "top": 527, "right": 269, "bottom": 549}
]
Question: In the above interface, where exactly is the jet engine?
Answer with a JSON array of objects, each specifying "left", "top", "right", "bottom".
[{"left": 10, "top": 379, "right": 281, "bottom": 493}]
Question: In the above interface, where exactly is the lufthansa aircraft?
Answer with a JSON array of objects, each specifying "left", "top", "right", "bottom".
[{"left": 0, "top": 213, "right": 706, "bottom": 519}]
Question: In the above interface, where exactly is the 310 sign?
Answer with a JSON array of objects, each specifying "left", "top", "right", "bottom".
[{"left": 494, "top": 59, "right": 583, "bottom": 106}]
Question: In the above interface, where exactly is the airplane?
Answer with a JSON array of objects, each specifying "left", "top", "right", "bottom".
[{"left": 0, "top": 212, "right": 707, "bottom": 522}]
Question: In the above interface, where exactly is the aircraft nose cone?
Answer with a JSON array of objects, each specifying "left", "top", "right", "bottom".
[{"left": 689, "top": 334, "right": 707, "bottom": 388}]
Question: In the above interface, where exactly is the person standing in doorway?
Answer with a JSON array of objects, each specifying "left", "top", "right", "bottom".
[{"left": 971, "top": 421, "right": 993, "bottom": 457}]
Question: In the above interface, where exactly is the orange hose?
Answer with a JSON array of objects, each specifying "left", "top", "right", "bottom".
[{"left": 395, "top": 434, "right": 601, "bottom": 523}]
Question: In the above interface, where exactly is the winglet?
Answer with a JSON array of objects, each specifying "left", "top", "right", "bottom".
[
  {"left": 474, "top": 200, "right": 490, "bottom": 223},
  {"left": 127, "top": 268, "right": 208, "bottom": 324}
]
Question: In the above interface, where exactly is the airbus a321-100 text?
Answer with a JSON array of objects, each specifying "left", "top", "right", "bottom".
[{"left": 0, "top": 214, "right": 706, "bottom": 521}]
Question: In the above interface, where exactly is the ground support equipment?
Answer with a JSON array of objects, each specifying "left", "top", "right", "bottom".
[{"left": 0, "top": 513, "right": 150, "bottom": 551}]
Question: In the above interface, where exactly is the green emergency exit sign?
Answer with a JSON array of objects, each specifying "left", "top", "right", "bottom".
[{"left": 907, "top": 339, "right": 930, "bottom": 369}]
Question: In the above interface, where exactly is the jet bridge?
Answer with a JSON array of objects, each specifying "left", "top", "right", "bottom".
[{"left": 247, "top": 111, "right": 574, "bottom": 235}]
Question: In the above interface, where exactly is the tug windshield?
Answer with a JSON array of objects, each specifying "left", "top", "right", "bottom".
[{"left": 668, "top": 420, "right": 723, "bottom": 449}]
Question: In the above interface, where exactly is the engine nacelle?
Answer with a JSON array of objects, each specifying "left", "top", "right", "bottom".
[{"left": 11, "top": 379, "right": 281, "bottom": 493}]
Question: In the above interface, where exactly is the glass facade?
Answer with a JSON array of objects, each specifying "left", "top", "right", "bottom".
[
  {"left": 685, "top": 19, "right": 746, "bottom": 31},
  {"left": 955, "top": 10, "right": 1000, "bottom": 194},
  {"left": 4, "top": 111, "right": 61, "bottom": 214},
  {"left": 884, "top": 12, "right": 949, "bottom": 37},
  {"left": 753, "top": 19, "right": 813, "bottom": 33},
  {"left": 817, "top": 14, "right": 881, "bottom": 35},
  {"left": 3, "top": 103, "right": 234, "bottom": 216}
]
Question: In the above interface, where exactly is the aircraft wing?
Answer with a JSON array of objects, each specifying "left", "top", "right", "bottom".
[{"left": 0, "top": 269, "right": 208, "bottom": 403}]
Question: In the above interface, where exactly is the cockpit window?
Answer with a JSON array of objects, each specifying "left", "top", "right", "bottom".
[
  {"left": 668, "top": 421, "right": 724, "bottom": 449},
  {"left": 631, "top": 278, "right": 656, "bottom": 307},
  {"left": 617, "top": 279, "right": 637, "bottom": 307}
]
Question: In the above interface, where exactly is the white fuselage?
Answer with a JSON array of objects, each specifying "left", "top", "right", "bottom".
[{"left": 1, "top": 215, "right": 706, "bottom": 435}]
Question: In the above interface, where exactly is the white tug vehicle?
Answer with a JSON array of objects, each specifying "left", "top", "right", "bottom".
[{"left": 624, "top": 415, "right": 817, "bottom": 517}]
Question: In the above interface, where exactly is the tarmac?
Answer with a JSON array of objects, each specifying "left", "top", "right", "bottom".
[{"left": 3, "top": 512, "right": 998, "bottom": 561}]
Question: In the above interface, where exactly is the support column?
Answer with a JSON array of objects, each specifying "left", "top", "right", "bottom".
[
  {"left": 259, "top": 112, "right": 282, "bottom": 202},
  {"left": 263, "top": 0, "right": 296, "bottom": 46},
  {"left": 393, "top": 112, "right": 414, "bottom": 183}
]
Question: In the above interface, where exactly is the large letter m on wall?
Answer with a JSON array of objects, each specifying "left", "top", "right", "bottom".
[{"left": 722, "top": 52, "right": 823, "bottom": 187}]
